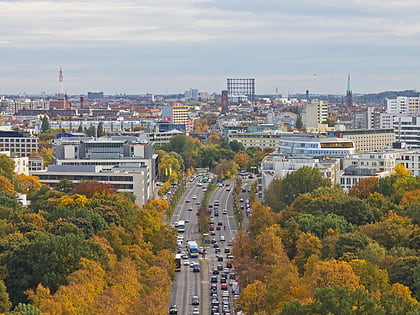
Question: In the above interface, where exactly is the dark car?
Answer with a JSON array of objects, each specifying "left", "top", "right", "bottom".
[
  {"left": 193, "top": 264, "right": 200, "bottom": 272},
  {"left": 169, "top": 305, "right": 178, "bottom": 314},
  {"left": 192, "top": 295, "right": 200, "bottom": 305},
  {"left": 211, "top": 276, "right": 218, "bottom": 283},
  {"left": 213, "top": 269, "right": 219, "bottom": 275}
]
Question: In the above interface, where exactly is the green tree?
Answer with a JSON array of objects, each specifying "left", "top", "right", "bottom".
[
  {"left": 9, "top": 303, "right": 41, "bottom": 315},
  {"left": 0, "top": 154, "right": 16, "bottom": 180},
  {"left": 40, "top": 116, "right": 50, "bottom": 133},
  {"left": 295, "top": 114, "right": 303, "bottom": 129},
  {"left": 56, "top": 178, "right": 75, "bottom": 193},
  {"left": 86, "top": 125, "right": 96, "bottom": 137},
  {"left": 77, "top": 124, "right": 83, "bottom": 132},
  {"left": 6, "top": 233, "right": 100, "bottom": 304},
  {"left": 97, "top": 122, "right": 105, "bottom": 137},
  {"left": 0, "top": 280, "right": 11, "bottom": 313}
]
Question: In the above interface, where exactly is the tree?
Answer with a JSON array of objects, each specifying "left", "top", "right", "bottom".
[
  {"left": 72, "top": 181, "right": 116, "bottom": 198},
  {"left": 97, "top": 122, "right": 105, "bottom": 137},
  {"left": 334, "top": 232, "right": 370, "bottom": 259},
  {"left": 348, "top": 177, "right": 379, "bottom": 199},
  {"left": 0, "top": 280, "right": 11, "bottom": 313},
  {"left": 235, "top": 280, "right": 267, "bottom": 314},
  {"left": 56, "top": 178, "right": 75, "bottom": 193},
  {"left": 0, "top": 154, "right": 16, "bottom": 180},
  {"left": 86, "top": 125, "right": 96, "bottom": 137},
  {"left": 207, "top": 131, "right": 223, "bottom": 146},
  {"left": 294, "top": 232, "right": 322, "bottom": 274},
  {"left": 40, "top": 116, "right": 50, "bottom": 133},
  {"left": 233, "top": 152, "right": 249, "bottom": 169},
  {"left": 77, "top": 125, "right": 83, "bottom": 132},
  {"left": 40, "top": 147, "right": 53, "bottom": 167},
  {"left": 295, "top": 115, "right": 303, "bottom": 129},
  {"left": 350, "top": 259, "right": 389, "bottom": 293},
  {"left": 0, "top": 175, "right": 16, "bottom": 194},
  {"left": 15, "top": 173, "right": 43, "bottom": 195}
]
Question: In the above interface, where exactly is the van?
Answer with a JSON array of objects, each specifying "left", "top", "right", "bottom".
[{"left": 220, "top": 235, "right": 225, "bottom": 242}]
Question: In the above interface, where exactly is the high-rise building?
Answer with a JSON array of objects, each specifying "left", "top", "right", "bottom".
[
  {"left": 302, "top": 99, "right": 328, "bottom": 128},
  {"left": 386, "top": 96, "right": 420, "bottom": 114},
  {"left": 221, "top": 90, "right": 229, "bottom": 113},
  {"left": 161, "top": 104, "right": 190, "bottom": 132},
  {"left": 87, "top": 92, "right": 104, "bottom": 100},
  {"left": 227, "top": 78, "right": 255, "bottom": 104}
]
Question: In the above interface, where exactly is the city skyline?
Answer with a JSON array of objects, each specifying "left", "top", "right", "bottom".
[{"left": 1, "top": 0, "right": 420, "bottom": 95}]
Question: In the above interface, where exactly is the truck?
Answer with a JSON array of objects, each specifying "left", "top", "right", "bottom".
[{"left": 187, "top": 240, "right": 199, "bottom": 258}]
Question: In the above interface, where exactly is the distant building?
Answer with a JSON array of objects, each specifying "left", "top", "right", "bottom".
[
  {"left": 278, "top": 136, "right": 355, "bottom": 157},
  {"left": 261, "top": 153, "right": 339, "bottom": 194},
  {"left": 87, "top": 92, "right": 104, "bottom": 100},
  {"left": 0, "top": 130, "right": 39, "bottom": 157},
  {"left": 161, "top": 104, "right": 190, "bottom": 132},
  {"left": 221, "top": 90, "right": 229, "bottom": 113},
  {"left": 386, "top": 96, "right": 420, "bottom": 114},
  {"left": 332, "top": 129, "right": 395, "bottom": 152},
  {"left": 227, "top": 78, "right": 255, "bottom": 104},
  {"left": 302, "top": 99, "right": 328, "bottom": 128},
  {"left": 184, "top": 89, "right": 198, "bottom": 101}
]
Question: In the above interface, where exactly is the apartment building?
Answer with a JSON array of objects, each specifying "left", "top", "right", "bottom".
[{"left": 0, "top": 131, "right": 38, "bottom": 157}]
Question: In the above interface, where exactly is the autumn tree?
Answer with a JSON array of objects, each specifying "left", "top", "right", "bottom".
[
  {"left": 0, "top": 154, "right": 16, "bottom": 180},
  {"left": 235, "top": 280, "right": 267, "bottom": 314},
  {"left": 214, "top": 158, "right": 239, "bottom": 179},
  {"left": 0, "top": 175, "right": 16, "bottom": 194},
  {"left": 15, "top": 173, "right": 42, "bottom": 195},
  {"left": 207, "top": 131, "right": 223, "bottom": 146},
  {"left": 0, "top": 280, "right": 11, "bottom": 313},
  {"left": 294, "top": 232, "right": 322, "bottom": 274},
  {"left": 72, "top": 181, "right": 116, "bottom": 198},
  {"left": 348, "top": 177, "right": 379, "bottom": 199},
  {"left": 233, "top": 152, "right": 249, "bottom": 169}
]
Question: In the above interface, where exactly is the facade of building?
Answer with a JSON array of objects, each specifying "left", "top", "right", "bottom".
[
  {"left": 33, "top": 136, "right": 158, "bottom": 205},
  {"left": 0, "top": 131, "right": 39, "bottom": 157},
  {"left": 386, "top": 96, "right": 420, "bottom": 114},
  {"left": 302, "top": 100, "right": 328, "bottom": 128},
  {"left": 393, "top": 115, "right": 420, "bottom": 149},
  {"left": 34, "top": 165, "right": 148, "bottom": 205},
  {"left": 261, "top": 153, "right": 339, "bottom": 193},
  {"left": 227, "top": 78, "right": 255, "bottom": 104},
  {"left": 333, "top": 129, "right": 395, "bottom": 152},
  {"left": 278, "top": 137, "right": 355, "bottom": 157},
  {"left": 161, "top": 104, "right": 190, "bottom": 132}
]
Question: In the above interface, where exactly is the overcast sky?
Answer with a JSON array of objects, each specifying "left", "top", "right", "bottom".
[{"left": 1, "top": 0, "right": 420, "bottom": 95}]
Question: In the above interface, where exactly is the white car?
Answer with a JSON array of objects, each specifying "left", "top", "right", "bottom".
[
  {"left": 183, "top": 260, "right": 190, "bottom": 266},
  {"left": 192, "top": 195, "right": 197, "bottom": 199}
]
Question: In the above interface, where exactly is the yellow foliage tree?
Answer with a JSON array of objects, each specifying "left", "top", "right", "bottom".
[
  {"left": 393, "top": 163, "right": 412, "bottom": 177},
  {"left": 305, "top": 259, "right": 361, "bottom": 290},
  {"left": 235, "top": 280, "right": 268, "bottom": 314},
  {"left": 233, "top": 152, "right": 249, "bottom": 169},
  {"left": 350, "top": 259, "right": 390, "bottom": 293},
  {"left": 15, "top": 173, "right": 42, "bottom": 195},
  {"left": 0, "top": 175, "right": 16, "bottom": 194}
]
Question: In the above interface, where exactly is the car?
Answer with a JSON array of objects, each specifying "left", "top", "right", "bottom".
[
  {"left": 226, "top": 187, "right": 231, "bottom": 191},
  {"left": 183, "top": 260, "right": 190, "bottom": 266},
  {"left": 192, "top": 295, "right": 200, "bottom": 305},
  {"left": 224, "top": 248, "right": 230, "bottom": 253},
  {"left": 215, "top": 248, "right": 221, "bottom": 253},
  {"left": 216, "top": 226, "right": 221, "bottom": 230},
  {"left": 222, "top": 209, "right": 227, "bottom": 214},
  {"left": 218, "top": 221, "right": 223, "bottom": 226},
  {"left": 193, "top": 264, "right": 200, "bottom": 272},
  {"left": 217, "top": 255, "right": 224, "bottom": 262},
  {"left": 192, "top": 307, "right": 200, "bottom": 315},
  {"left": 209, "top": 226, "right": 215, "bottom": 231},
  {"left": 214, "top": 212, "right": 219, "bottom": 217},
  {"left": 218, "top": 183, "right": 223, "bottom": 187},
  {"left": 196, "top": 201, "right": 200, "bottom": 205},
  {"left": 169, "top": 305, "right": 178, "bottom": 314},
  {"left": 190, "top": 262, "right": 195, "bottom": 268},
  {"left": 213, "top": 243, "right": 219, "bottom": 248},
  {"left": 226, "top": 262, "right": 232, "bottom": 268},
  {"left": 185, "top": 219, "right": 190, "bottom": 223},
  {"left": 211, "top": 239, "right": 217, "bottom": 244},
  {"left": 221, "top": 284, "right": 228, "bottom": 290},
  {"left": 186, "top": 199, "right": 190, "bottom": 203},
  {"left": 220, "top": 235, "right": 225, "bottom": 242},
  {"left": 227, "top": 240, "right": 233, "bottom": 246},
  {"left": 225, "top": 183, "right": 230, "bottom": 186},
  {"left": 181, "top": 253, "right": 188, "bottom": 259},
  {"left": 188, "top": 207, "right": 193, "bottom": 211},
  {"left": 211, "top": 276, "right": 218, "bottom": 283},
  {"left": 240, "top": 198, "right": 244, "bottom": 202},
  {"left": 210, "top": 230, "right": 216, "bottom": 236},
  {"left": 220, "top": 277, "right": 227, "bottom": 284},
  {"left": 213, "top": 268, "right": 219, "bottom": 275},
  {"left": 217, "top": 264, "right": 223, "bottom": 270},
  {"left": 192, "top": 195, "right": 197, "bottom": 199},
  {"left": 211, "top": 298, "right": 219, "bottom": 306}
]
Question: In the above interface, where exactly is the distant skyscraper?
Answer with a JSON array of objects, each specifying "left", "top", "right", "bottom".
[
  {"left": 346, "top": 74, "right": 353, "bottom": 109},
  {"left": 221, "top": 90, "right": 229, "bottom": 113},
  {"left": 227, "top": 78, "right": 255, "bottom": 104}
]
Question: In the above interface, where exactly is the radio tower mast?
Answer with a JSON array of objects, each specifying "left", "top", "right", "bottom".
[{"left": 58, "top": 66, "right": 65, "bottom": 99}]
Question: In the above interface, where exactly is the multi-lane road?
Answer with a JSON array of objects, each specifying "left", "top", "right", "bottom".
[{"left": 169, "top": 173, "right": 253, "bottom": 315}]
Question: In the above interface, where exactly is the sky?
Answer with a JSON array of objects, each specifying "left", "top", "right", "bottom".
[{"left": 1, "top": 0, "right": 420, "bottom": 96}]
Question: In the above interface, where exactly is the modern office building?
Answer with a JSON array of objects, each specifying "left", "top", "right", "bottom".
[
  {"left": 333, "top": 129, "right": 395, "bottom": 152},
  {"left": 32, "top": 136, "right": 158, "bottom": 205},
  {"left": 0, "top": 130, "right": 39, "bottom": 157},
  {"left": 386, "top": 96, "right": 420, "bottom": 114},
  {"left": 227, "top": 78, "right": 255, "bottom": 104},
  {"left": 393, "top": 115, "right": 420, "bottom": 149},
  {"left": 278, "top": 136, "right": 355, "bottom": 157}
]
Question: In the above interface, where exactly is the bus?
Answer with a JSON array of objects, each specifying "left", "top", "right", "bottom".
[
  {"left": 177, "top": 220, "right": 185, "bottom": 233},
  {"left": 174, "top": 253, "right": 182, "bottom": 272},
  {"left": 187, "top": 240, "right": 199, "bottom": 258}
]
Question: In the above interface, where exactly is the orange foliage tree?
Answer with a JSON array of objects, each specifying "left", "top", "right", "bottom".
[
  {"left": 72, "top": 181, "right": 116, "bottom": 198},
  {"left": 348, "top": 177, "right": 379, "bottom": 199}
]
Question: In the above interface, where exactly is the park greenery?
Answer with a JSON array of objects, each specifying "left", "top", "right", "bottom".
[
  {"left": 0, "top": 154, "right": 176, "bottom": 314},
  {"left": 232, "top": 164, "right": 420, "bottom": 314}
]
